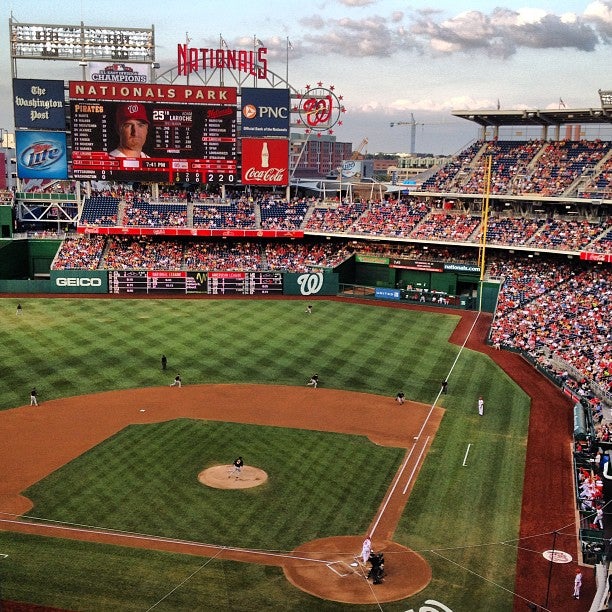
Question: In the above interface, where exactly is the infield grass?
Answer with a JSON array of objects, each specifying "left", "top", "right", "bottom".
[{"left": 0, "top": 297, "right": 529, "bottom": 611}]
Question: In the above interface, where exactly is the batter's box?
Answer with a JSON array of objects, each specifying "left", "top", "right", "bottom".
[{"left": 326, "top": 560, "right": 357, "bottom": 577}]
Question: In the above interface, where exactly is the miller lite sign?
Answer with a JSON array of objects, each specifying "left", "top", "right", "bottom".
[{"left": 241, "top": 138, "right": 288, "bottom": 186}]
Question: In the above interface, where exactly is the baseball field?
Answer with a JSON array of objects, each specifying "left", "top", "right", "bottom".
[{"left": 0, "top": 296, "right": 573, "bottom": 611}]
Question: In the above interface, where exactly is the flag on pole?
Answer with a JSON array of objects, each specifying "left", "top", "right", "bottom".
[
  {"left": 220, "top": 36, "right": 228, "bottom": 49},
  {"left": 559, "top": 98, "right": 566, "bottom": 109},
  {"left": 496, "top": 99, "right": 500, "bottom": 110},
  {"left": 256, "top": 38, "right": 264, "bottom": 47},
  {"left": 287, "top": 38, "right": 293, "bottom": 50}
]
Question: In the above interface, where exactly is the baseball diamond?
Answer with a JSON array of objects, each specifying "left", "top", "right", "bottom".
[{"left": 0, "top": 300, "right": 581, "bottom": 610}]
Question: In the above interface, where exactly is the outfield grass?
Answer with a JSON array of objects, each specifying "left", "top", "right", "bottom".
[{"left": 0, "top": 297, "right": 530, "bottom": 611}]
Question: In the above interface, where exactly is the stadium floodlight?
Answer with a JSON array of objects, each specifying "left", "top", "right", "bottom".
[
  {"left": 9, "top": 19, "right": 155, "bottom": 65},
  {"left": 598, "top": 89, "right": 612, "bottom": 108}
]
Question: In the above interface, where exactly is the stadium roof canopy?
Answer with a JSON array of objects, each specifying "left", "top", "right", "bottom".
[{"left": 452, "top": 108, "right": 612, "bottom": 128}]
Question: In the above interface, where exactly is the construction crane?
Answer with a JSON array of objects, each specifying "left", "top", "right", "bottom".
[
  {"left": 351, "top": 137, "right": 368, "bottom": 159},
  {"left": 390, "top": 114, "right": 419, "bottom": 155}
]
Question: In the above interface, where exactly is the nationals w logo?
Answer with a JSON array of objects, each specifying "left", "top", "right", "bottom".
[{"left": 297, "top": 272, "right": 324, "bottom": 295}]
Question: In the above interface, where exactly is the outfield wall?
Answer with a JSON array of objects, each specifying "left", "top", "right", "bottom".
[{"left": 0, "top": 240, "right": 494, "bottom": 308}]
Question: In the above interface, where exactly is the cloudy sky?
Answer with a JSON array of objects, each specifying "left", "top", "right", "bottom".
[{"left": 2, "top": 0, "right": 611, "bottom": 154}]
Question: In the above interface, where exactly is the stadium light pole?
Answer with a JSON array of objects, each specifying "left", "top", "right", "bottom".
[{"left": 477, "top": 155, "right": 492, "bottom": 312}]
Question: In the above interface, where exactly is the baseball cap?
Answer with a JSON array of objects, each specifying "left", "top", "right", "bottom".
[{"left": 116, "top": 103, "right": 150, "bottom": 126}]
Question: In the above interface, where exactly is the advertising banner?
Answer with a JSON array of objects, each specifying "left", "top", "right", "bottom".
[
  {"left": 341, "top": 160, "right": 362, "bottom": 179},
  {"left": 241, "top": 138, "right": 289, "bottom": 186},
  {"left": 13, "top": 79, "right": 66, "bottom": 130},
  {"left": 15, "top": 131, "right": 68, "bottom": 179},
  {"left": 283, "top": 272, "right": 339, "bottom": 296},
  {"left": 240, "top": 88, "right": 290, "bottom": 137},
  {"left": 374, "top": 288, "right": 401, "bottom": 300},
  {"left": 50, "top": 270, "right": 108, "bottom": 294}
]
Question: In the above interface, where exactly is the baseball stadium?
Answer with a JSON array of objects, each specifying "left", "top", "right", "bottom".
[{"left": 0, "top": 17, "right": 611, "bottom": 612}]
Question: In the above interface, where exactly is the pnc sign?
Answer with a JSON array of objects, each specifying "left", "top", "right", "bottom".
[{"left": 240, "top": 88, "right": 290, "bottom": 137}]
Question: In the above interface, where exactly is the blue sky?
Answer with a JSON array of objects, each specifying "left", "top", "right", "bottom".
[{"left": 2, "top": 0, "right": 611, "bottom": 154}]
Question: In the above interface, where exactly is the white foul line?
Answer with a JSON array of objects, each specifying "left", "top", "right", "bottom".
[
  {"left": 402, "top": 436, "right": 430, "bottom": 495},
  {"left": 462, "top": 444, "right": 472, "bottom": 467}
]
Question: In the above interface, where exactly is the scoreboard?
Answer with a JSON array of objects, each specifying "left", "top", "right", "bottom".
[
  {"left": 108, "top": 271, "right": 282, "bottom": 294},
  {"left": 109, "top": 271, "right": 207, "bottom": 294},
  {"left": 69, "top": 82, "right": 238, "bottom": 183},
  {"left": 207, "top": 272, "right": 283, "bottom": 295}
]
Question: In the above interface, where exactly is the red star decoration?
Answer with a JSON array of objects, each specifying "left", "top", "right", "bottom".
[
  {"left": 330, "top": 85, "right": 335, "bottom": 91},
  {"left": 305, "top": 84, "right": 310, "bottom": 90},
  {"left": 338, "top": 95, "right": 343, "bottom": 101},
  {"left": 328, "top": 129, "right": 334, "bottom": 134},
  {"left": 316, "top": 132, "right": 322, "bottom": 138},
  {"left": 338, "top": 120, "right": 343, "bottom": 126},
  {"left": 341, "top": 107, "right": 347, "bottom": 113},
  {"left": 317, "top": 81, "right": 323, "bottom": 87}
]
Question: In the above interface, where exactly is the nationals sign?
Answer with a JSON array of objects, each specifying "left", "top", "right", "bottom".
[{"left": 241, "top": 138, "right": 288, "bottom": 186}]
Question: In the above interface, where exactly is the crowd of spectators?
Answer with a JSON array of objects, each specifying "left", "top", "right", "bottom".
[
  {"left": 420, "top": 139, "right": 612, "bottom": 198},
  {"left": 192, "top": 199, "right": 256, "bottom": 229},
  {"left": 259, "top": 198, "right": 309, "bottom": 230},
  {"left": 183, "top": 240, "right": 262, "bottom": 270},
  {"left": 263, "top": 240, "right": 352, "bottom": 272},
  {"left": 123, "top": 201, "right": 187, "bottom": 227},
  {"left": 489, "top": 256, "right": 611, "bottom": 399},
  {"left": 51, "top": 235, "right": 106, "bottom": 270},
  {"left": 102, "top": 237, "right": 184, "bottom": 270},
  {"left": 74, "top": 200, "right": 612, "bottom": 253}
]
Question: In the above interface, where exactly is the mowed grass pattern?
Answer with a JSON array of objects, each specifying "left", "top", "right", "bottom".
[
  {"left": 0, "top": 297, "right": 530, "bottom": 611},
  {"left": 24, "top": 420, "right": 404, "bottom": 549},
  {"left": 0, "top": 298, "right": 458, "bottom": 407}
]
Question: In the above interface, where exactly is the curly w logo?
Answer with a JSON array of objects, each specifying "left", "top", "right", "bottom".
[{"left": 297, "top": 273, "right": 324, "bottom": 296}]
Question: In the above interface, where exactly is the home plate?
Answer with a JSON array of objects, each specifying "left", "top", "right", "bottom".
[
  {"left": 350, "top": 562, "right": 359, "bottom": 567},
  {"left": 139, "top": 409, "right": 146, "bottom": 412}
]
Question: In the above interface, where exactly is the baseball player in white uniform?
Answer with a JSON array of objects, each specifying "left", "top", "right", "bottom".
[{"left": 361, "top": 535, "right": 372, "bottom": 565}]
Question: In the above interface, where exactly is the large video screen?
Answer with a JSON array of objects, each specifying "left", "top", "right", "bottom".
[{"left": 69, "top": 82, "right": 237, "bottom": 183}]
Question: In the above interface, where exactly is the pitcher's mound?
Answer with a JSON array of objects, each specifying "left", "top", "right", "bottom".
[{"left": 198, "top": 465, "right": 268, "bottom": 489}]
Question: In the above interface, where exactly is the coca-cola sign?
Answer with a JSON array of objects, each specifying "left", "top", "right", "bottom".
[
  {"left": 244, "top": 167, "right": 286, "bottom": 182},
  {"left": 241, "top": 138, "right": 289, "bottom": 186}
]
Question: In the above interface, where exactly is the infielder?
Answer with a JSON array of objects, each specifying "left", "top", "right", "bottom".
[
  {"left": 170, "top": 374, "right": 182, "bottom": 387},
  {"left": 478, "top": 396, "right": 484, "bottom": 416}
]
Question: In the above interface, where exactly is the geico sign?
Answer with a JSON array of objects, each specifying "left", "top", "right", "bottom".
[{"left": 55, "top": 277, "right": 102, "bottom": 287}]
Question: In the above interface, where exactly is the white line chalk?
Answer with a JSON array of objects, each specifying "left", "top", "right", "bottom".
[{"left": 462, "top": 444, "right": 472, "bottom": 466}]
